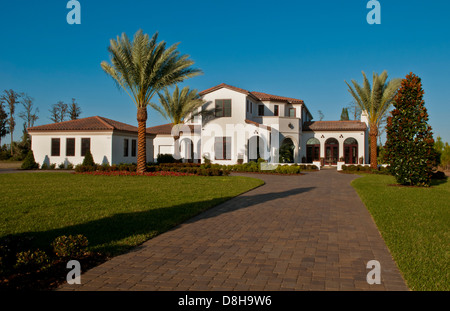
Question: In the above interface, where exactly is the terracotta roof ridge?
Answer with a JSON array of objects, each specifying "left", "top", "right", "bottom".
[{"left": 94, "top": 116, "right": 115, "bottom": 130}]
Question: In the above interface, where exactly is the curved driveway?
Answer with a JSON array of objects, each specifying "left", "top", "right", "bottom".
[{"left": 59, "top": 169, "right": 408, "bottom": 291}]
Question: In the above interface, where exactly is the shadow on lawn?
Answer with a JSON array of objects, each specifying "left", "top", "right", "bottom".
[{"left": 9, "top": 186, "right": 315, "bottom": 257}]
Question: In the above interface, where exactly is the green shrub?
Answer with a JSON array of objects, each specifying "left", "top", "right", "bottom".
[
  {"left": 348, "top": 165, "right": 357, "bottom": 171},
  {"left": 58, "top": 162, "right": 65, "bottom": 169},
  {"left": 51, "top": 235, "right": 89, "bottom": 258},
  {"left": 41, "top": 163, "right": 49, "bottom": 170},
  {"left": 14, "top": 249, "right": 50, "bottom": 272},
  {"left": 431, "top": 171, "right": 446, "bottom": 180},
  {"left": 82, "top": 150, "right": 95, "bottom": 166},
  {"left": 21, "top": 150, "right": 39, "bottom": 170},
  {"left": 49, "top": 163, "right": 56, "bottom": 170},
  {"left": 74, "top": 164, "right": 97, "bottom": 173},
  {"left": 157, "top": 153, "right": 175, "bottom": 164}
]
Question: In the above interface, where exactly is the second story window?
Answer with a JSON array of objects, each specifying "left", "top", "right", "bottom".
[
  {"left": 258, "top": 105, "right": 264, "bottom": 116},
  {"left": 289, "top": 108, "right": 296, "bottom": 118},
  {"left": 274, "top": 105, "right": 279, "bottom": 116},
  {"left": 215, "top": 99, "right": 232, "bottom": 117}
]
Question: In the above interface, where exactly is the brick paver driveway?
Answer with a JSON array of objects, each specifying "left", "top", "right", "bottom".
[{"left": 59, "top": 169, "right": 408, "bottom": 291}]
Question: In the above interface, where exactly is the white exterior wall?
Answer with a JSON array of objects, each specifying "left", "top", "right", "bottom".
[
  {"left": 30, "top": 131, "right": 155, "bottom": 166},
  {"left": 153, "top": 135, "right": 175, "bottom": 160},
  {"left": 30, "top": 131, "right": 113, "bottom": 167},
  {"left": 201, "top": 88, "right": 248, "bottom": 164}
]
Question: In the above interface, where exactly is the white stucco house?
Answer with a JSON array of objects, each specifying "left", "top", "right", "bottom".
[{"left": 28, "top": 83, "right": 369, "bottom": 168}]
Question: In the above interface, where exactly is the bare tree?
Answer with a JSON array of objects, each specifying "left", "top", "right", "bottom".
[
  {"left": 0, "top": 90, "right": 21, "bottom": 155},
  {"left": 347, "top": 100, "right": 362, "bottom": 120},
  {"left": 68, "top": 98, "right": 82, "bottom": 120},
  {"left": 19, "top": 93, "right": 39, "bottom": 128},
  {"left": 317, "top": 110, "right": 324, "bottom": 121},
  {"left": 49, "top": 101, "right": 68, "bottom": 123}
]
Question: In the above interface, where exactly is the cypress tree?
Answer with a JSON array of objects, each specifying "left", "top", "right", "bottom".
[{"left": 385, "top": 72, "right": 436, "bottom": 186}]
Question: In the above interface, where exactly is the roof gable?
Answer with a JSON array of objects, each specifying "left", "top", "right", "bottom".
[
  {"left": 199, "top": 83, "right": 305, "bottom": 105},
  {"left": 27, "top": 116, "right": 138, "bottom": 133}
]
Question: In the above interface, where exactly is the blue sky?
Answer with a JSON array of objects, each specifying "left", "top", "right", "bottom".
[{"left": 1, "top": 0, "right": 449, "bottom": 143}]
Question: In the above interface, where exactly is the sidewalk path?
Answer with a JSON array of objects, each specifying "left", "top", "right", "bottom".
[{"left": 59, "top": 169, "right": 408, "bottom": 291}]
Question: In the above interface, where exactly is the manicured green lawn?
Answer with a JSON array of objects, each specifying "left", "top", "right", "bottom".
[
  {"left": 0, "top": 173, "right": 263, "bottom": 257},
  {"left": 352, "top": 174, "right": 449, "bottom": 291}
]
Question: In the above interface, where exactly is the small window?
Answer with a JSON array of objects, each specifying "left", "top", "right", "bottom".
[
  {"left": 258, "top": 105, "right": 265, "bottom": 116},
  {"left": 131, "top": 139, "right": 137, "bottom": 157},
  {"left": 215, "top": 99, "right": 232, "bottom": 117},
  {"left": 289, "top": 108, "right": 296, "bottom": 118},
  {"left": 274, "top": 105, "right": 279, "bottom": 116},
  {"left": 214, "top": 137, "right": 231, "bottom": 160},
  {"left": 124, "top": 139, "right": 129, "bottom": 157},
  {"left": 66, "top": 138, "right": 75, "bottom": 157},
  {"left": 81, "top": 138, "right": 91, "bottom": 156},
  {"left": 51, "top": 138, "right": 60, "bottom": 156}
]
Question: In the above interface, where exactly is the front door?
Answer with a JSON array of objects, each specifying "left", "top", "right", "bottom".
[
  {"left": 325, "top": 145, "right": 338, "bottom": 165},
  {"left": 344, "top": 145, "right": 358, "bottom": 164}
]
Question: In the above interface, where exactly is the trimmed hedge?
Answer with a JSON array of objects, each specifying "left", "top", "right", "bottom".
[
  {"left": 74, "top": 161, "right": 318, "bottom": 175},
  {"left": 341, "top": 164, "right": 391, "bottom": 174}
]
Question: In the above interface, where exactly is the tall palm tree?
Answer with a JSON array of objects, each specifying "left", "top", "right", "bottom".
[
  {"left": 101, "top": 30, "right": 202, "bottom": 172},
  {"left": 345, "top": 71, "right": 401, "bottom": 169},
  {"left": 150, "top": 85, "right": 204, "bottom": 161}
]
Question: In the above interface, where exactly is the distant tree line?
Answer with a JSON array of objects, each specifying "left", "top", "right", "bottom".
[{"left": 0, "top": 89, "right": 82, "bottom": 160}]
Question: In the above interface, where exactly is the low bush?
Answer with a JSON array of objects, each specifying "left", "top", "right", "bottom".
[
  {"left": 74, "top": 164, "right": 97, "bottom": 173},
  {"left": 157, "top": 153, "right": 176, "bottom": 164},
  {"left": 431, "top": 171, "right": 447, "bottom": 180},
  {"left": 51, "top": 235, "right": 89, "bottom": 258},
  {"left": 14, "top": 249, "right": 51, "bottom": 272}
]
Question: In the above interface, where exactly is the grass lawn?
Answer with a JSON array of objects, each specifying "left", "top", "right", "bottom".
[
  {"left": 0, "top": 173, "right": 264, "bottom": 257},
  {"left": 352, "top": 174, "right": 449, "bottom": 291}
]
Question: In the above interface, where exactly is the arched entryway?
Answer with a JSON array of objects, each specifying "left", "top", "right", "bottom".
[
  {"left": 279, "top": 138, "right": 295, "bottom": 163},
  {"left": 306, "top": 137, "right": 320, "bottom": 163},
  {"left": 325, "top": 138, "right": 339, "bottom": 165},
  {"left": 344, "top": 137, "right": 358, "bottom": 164}
]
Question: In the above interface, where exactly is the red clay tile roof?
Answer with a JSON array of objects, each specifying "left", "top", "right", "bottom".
[
  {"left": 146, "top": 123, "right": 198, "bottom": 135},
  {"left": 303, "top": 121, "right": 367, "bottom": 131},
  {"left": 250, "top": 91, "right": 304, "bottom": 104},
  {"left": 199, "top": 83, "right": 305, "bottom": 105},
  {"left": 27, "top": 116, "right": 139, "bottom": 133},
  {"left": 199, "top": 83, "right": 254, "bottom": 97}
]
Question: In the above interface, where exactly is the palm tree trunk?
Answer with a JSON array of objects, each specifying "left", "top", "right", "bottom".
[
  {"left": 370, "top": 126, "right": 378, "bottom": 169},
  {"left": 137, "top": 107, "right": 147, "bottom": 173}
]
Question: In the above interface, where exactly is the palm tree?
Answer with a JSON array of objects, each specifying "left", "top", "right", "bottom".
[
  {"left": 150, "top": 85, "right": 204, "bottom": 161},
  {"left": 345, "top": 70, "right": 401, "bottom": 169},
  {"left": 101, "top": 30, "right": 202, "bottom": 172}
]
